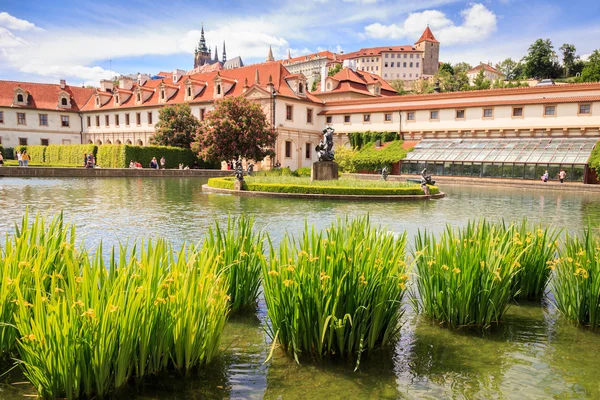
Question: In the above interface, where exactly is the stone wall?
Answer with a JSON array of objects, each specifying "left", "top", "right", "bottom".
[{"left": 0, "top": 167, "right": 231, "bottom": 178}]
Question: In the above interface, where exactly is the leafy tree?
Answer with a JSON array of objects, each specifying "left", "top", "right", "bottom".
[
  {"left": 523, "top": 39, "right": 560, "bottom": 79},
  {"left": 192, "top": 96, "right": 277, "bottom": 162},
  {"left": 496, "top": 58, "right": 520, "bottom": 80},
  {"left": 411, "top": 78, "right": 435, "bottom": 94},
  {"left": 581, "top": 50, "right": 600, "bottom": 82},
  {"left": 389, "top": 79, "right": 409, "bottom": 95},
  {"left": 439, "top": 62, "right": 454, "bottom": 75},
  {"left": 559, "top": 43, "right": 578, "bottom": 77},
  {"left": 328, "top": 64, "right": 342, "bottom": 76},
  {"left": 453, "top": 62, "right": 473, "bottom": 75},
  {"left": 150, "top": 103, "right": 199, "bottom": 148},
  {"left": 311, "top": 75, "right": 320, "bottom": 92},
  {"left": 472, "top": 69, "right": 491, "bottom": 90},
  {"left": 572, "top": 59, "right": 586, "bottom": 77}
]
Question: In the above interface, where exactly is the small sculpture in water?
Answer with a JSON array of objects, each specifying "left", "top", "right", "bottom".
[
  {"left": 315, "top": 126, "right": 335, "bottom": 162},
  {"left": 234, "top": 157, "right": 244, "bottom": 181},
  {"left": 381, "top": 166, "right": 389, "bottom": 181},
  {"left": 420, "top": 168, "right": 435, "bottom": 186}
]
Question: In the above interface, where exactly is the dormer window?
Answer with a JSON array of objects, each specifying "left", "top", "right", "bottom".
[
  {"left": 17, "top": 94, "right": 23, "bottom": 103},
  {"left": 137, "top": 92, "right": 141, "bottom": 103},
  {"left": 187, "top": 87, "right": 192, "bottom": 97},
  {"left": 61, "top": 98, "right": 68, "bottom": 106},
  {"left": 299, "top": 83, "right": 304, "bottom": 94},
  {"left": 161, "top": 90, "right": 165, "bottom": 100},
  {"left": 115, "top": 95, "right": 120, "bottom": 104},
  {"left": 217, "top": 84, "right": 221, "bottom": 95},
  {"left": 95, "top": 97, "right": 100, "bottom": 106}
]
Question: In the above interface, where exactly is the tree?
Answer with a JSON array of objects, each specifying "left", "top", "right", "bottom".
[
  {"left": 560, "top": 43, "right": 578, "bottom": 77},
  {"left": 439, "top": 62, "right": 454, "bottom": 75},
  {"left": 523, "top": 39, "right": 560, "bottom": 79},
  {"left": 328, "top": 64, "right": 342, "bottom": 76},
  {"left": 581, "top": 50, "right": 600, "bottom": 82},
  {"left": 150, "top": 103, "right": 199, "bottom": 148},
  {"left": 389, "top": 79, "right": 408, "bottom": 95},
  {"left": 496, "top": 58, "right": 519, "bottom": 80},
  {"left": 311, "top": 74, "right": 320, "bottom": 92},
  {"left": 472, "top": 69, "right": 491, "bottom": 90},
  {"left": 192, "top": 96, "right": 277, "bottom": 162},
  {"left": 453, "top": 62, "right": 473, "bottom": 75}
]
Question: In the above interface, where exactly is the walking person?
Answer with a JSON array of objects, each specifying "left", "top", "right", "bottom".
[
  {"left": 541, "top": 170, "right": 549, "bottom": 183},
  {"left": 16, "top": 151, "right": 22, "bottom": 167},
  {"left": 21, "top": 151, "right": 30, "bottom": 167},
  {"left": 559, "top": 169, "right": 567, "bottom": 183},
  {"left": 160, "top": 156, "right": 166, "bottom": 170}
]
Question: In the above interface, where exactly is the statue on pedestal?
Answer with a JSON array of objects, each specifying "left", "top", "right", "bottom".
[
  {"left": 234, "top": 157, "right": 244, "bottom": 181},
  {"left": 315, "top": 126, "right": 335, "bottom": 162},
  {"left": 381, "top": 166, "right": 389, "bottom": 181}
]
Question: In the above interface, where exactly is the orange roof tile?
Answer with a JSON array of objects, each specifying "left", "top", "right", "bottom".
[
  {"left": 0, "top": 81, "right": 95, "bottom": 111},
  {"left": 467, "top": 63, "right": 505, "bottom": 76},
  {"left": 341, "top": 46, "right": 418, "bottom": 60},
  {"left": 415, "top": 27, "right": 439, "bottom": 44},
  {"left": 313, "top": 68, "right": 397, "bottom": 97},
  {"left": 282, "top": 50, "right": 335, "bottom": 65}
]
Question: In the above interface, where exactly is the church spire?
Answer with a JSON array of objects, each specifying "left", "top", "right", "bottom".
[
  {"left": 288, "top": 49, "right": 291, "bottom": 59},
  {"left": 222, "top": 41, "right": 227, "bottom": 63},
  {"left": 198, "top": 23, "right": 208, "bottom": 53},
  {"left": 266, "top": 45, "right": 275, "bottom": 62},
  {"left": 214, "top": 45, "right": 219, "bottom": 62}
]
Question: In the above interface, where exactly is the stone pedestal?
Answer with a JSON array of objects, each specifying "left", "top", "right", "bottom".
[
  {"left": 311, "top": 161, "right": 339, "bottom": 181},
  {"left": 234, "top": 180, "right": 243, "bottom": 191}
]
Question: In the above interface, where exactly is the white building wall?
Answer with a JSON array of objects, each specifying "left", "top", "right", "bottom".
[{"left": 0, "top": 108, "right": 81, "bottom": 147}]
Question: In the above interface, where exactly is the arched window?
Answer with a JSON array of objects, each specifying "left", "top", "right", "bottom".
[
  {"left": 61, "top": 98, "right": 68, "bottom": 106},
  {"left": 187, "top": 87, "right": 192, "bottom": 97},
  {"left": 116, "top": 140, "right": 122, "bottom": 145},
  {"left": 217, "top": 84, "right": 221, "bottom": 95},
  {"left": 106, "top": 140, "right": 112, "bottom": 144},
  {"left": 17, "top": 94, "right": 23, "bottom": 102},
  {"left": 298, "top": 83, "right": 304, "bottom": 94},
  {"left": 137, "top": 139, "right": 143, "bottom": 146},
  {"left": 126, "top": 140, "right": 132, "bottom": 145},
  {"left": 115, "top": 96, "right": 119, "bottom": 104},
  {"left": 96, "top": 140, "right": 103, "bottom": 145},
  {"left": 160, "top": 90, "right": 165, "bottom": 100}
]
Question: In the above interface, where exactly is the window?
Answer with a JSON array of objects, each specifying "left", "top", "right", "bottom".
[
  {"left": 305, "top": 143, "right": 311, "bottom": 159},
  {"left": 61, "top": 98, "right": 68, "bottom": 106},
  {"left": 410, "top": 62, "right": 413, "bottom": 68},
  {"left": 326, "top": 116, "right": 332, "bottom": 124},
  {"left": 376, "top": 66, "right": 378, "bottom": 71},
  {"left": 385, "top": 54, "right": 388, "bottom": 58},
  {"left": 384, "top": 74, "right": 387, "bottom": 78},
  {"left": 87, "top": 116, "right": 91, "bottom": 127},
  {"left": 137, "top": 93, "right": 141, "bottom": 102},
  {"left": 306, "top": 108, "right": 313, "bottom": 124},
  {"left": 115, "top": 114, "right": 120, "bottom": 126},
  {"left": 579, "top": 104, "right": 591, "bottom": 115},
  {"left": 187, "top": 87, "right": 192, "bottom": 97},
  {"left": 416, "top": 62, "right": 420, "bottom": 68},
  {"left": 17, "top": 94, "right": 23, "bottom": 103},
  {"left": 391, "top": 62, "right": 394, "bottom": 67},
  {"left": 285, "top": 141, "right": 292, "bottom": 158},
  {"left": 125, "top": 113, "right": 130, "bottom": 126},
  {"left": 430, "top": 111, "right": 439, "bottom": 120},
  {"left": 41, "top": 139, "right": 49, "bottom": 146},
  {"left": 105, "top": 115, "right": 109, "bottom": 127},
  {"left": 39, "top": 114, "right": 48, "bottom": 126},
  {"left": 403, "top": 54, "right": 407, "bottom": 58},
  {"left": 286, "top": 105, "right": 293, "bottom": 121},
  {"left": 115, "top": 96, "right": 119, "bottom": 104},
  {"left": 19, "top": 138, "right": 28, "bottom": 146},
  {"left": 384, "top": 62, "right": 388, "bottom": 67},
  {"left": 410, "top": 54, "right": 414, "bottom": 58},
  {"left": 95, "top": 116, "right": 100, "bottom": 127},
  {"left": 147, "top": 112, "right": 153, "bottom": 125},
  {"left": 160, "top": 90, "right": 165, "bottom": 100},
  {"left": 344, "top": 115, "right": 351, "bottom": 123},
  {"left": 384, "top": 113, "right": 392, "bottom": 122},
  {"left": 512, "top": 107, "right": 523, "bottom": 117},
  {"left": 61, "top": 115, "right": 69, "bottom": 127},
  {"left": 136, "top": 113, "right": 141, "bottom": 125},
  {"left": 409, "top": 73, "right": 412, "bottom": 78},
  {"left": 403, "top": 73, "right": 406, "bottom": 78},
  {"left": 391, "top": 54, "right": 395, "bottom": 58},
  {"left": 217, "top": 84, "right": 221, "bottom": 95},
  {"left": 407, "top": 112, "right": 415, "bottom": 121},
  {"left": 299, "top": 83, "right": 304, "bottom": 94},
  {"left": 0, "top": 111, "right": 3, "bottom": 123},
  {"left": 483, "top": 108, "right": 493, "bottom": 118},
  {"left": 403, "top": 62, "right": 407, "bottom": 68},
  {"left": 363, "top": 114, "right": 371, "bottom": 123},
  {"left": 456, "top": 109, "right": 465, "bottom": 119},
  {"left": 17, "top": 112, "right": 26, "bottom": 125},
  {"left": 200, "top": 108, "right": 206, "bottom": 120},
  {"left": 544, "top": 105, "right": 556, "bottom": 116}
]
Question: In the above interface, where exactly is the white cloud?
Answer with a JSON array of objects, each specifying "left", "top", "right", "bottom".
[
  {"left": 364, "top": 3, "right": 497, "bottom": 45},
  {"left": 0, "top": 27, "right": 30, "bottom": 48},
  {"left": 0, "top": 12, "right": 43, "bottom": 31}
]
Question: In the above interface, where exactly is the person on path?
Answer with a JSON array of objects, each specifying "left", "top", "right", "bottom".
[
  {"left": 86, "top": 153, "right": 94, "bottom": 168},
  {"left": 149, "top": 157, "right": 159, "bottom": 170},
  {"left": 0, "top": 151, "right": 4, "bottom": 167},
  {"left": 16, "top": 151, "right": 22, "bottom": 167},
  {"left": 559, "top": 169, "right": 567, "bottom": 183},
  {"left": 160, "top": 156, "right": 165, "bottom": 169},
  {"left": 21, "top": 151, "right": 30, "bottom": 167},
  {"left": 83, "top": 153, "right": 88, "bottom": 167},
  {"left": 541, "top": 170, "right": 549, "bottom": 182}
]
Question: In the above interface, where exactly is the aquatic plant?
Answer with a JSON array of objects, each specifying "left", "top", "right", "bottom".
[
  {"left": 261, "top": 216, "right": 408, "bottom": 368},
  {"left": 203, "top": 216, "right": 264, "bottom": 313},
  {"left": 413, "top": 221, "right": 523, "bottom": 328},
  {"left": 551, "top": 227, "right": 600, "bottom": 327},
  {"left": 1, "top": 213, "right": 230, "bottom": 399}
]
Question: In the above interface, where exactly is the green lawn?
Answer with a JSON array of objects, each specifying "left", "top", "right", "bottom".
[{"left": 245, "top": 176, "right": 418, "bottom": 188}]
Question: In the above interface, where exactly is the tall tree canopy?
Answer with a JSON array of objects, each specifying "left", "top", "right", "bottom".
[
  {"left": 559, "top": 43, "right": 578, "bottom": 77},
  {"left": 150, "top": 103, "right": 199, "bottom": 148},
  {"left": 496, "top": 58, "right": 520, "bottom": 80},
  {"left": 581, "top": 50, "right": 600, "bottom": 82},
  {"left": 523, "top": 39, "right": 561, "bottom": 79},
  {"left": 192, "top": 96, "right": 277, "bottom": 162}
]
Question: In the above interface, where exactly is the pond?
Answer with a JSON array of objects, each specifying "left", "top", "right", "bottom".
[{"left": 1, "top": 177, "right": 600, "bottom": 399}]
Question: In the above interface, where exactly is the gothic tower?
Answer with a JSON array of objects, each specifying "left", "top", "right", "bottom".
[
  {"left": 222, "top": 41, "right": 227, "bottom": 63},
  {"left": 214, "top": 45, "right": 219, "bottom": 62},
  {"left": 266, "top": 45, "right": 275, "bottom": 62},
  {"left": 414, "top": 26, "right": 440, "bottom": 76},
  {"left": 194, "top": 23, "right": 211, "bottom": 68}
]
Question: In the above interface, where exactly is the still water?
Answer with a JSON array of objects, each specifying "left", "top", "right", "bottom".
[{"left": 1, "top": 177, "right": 600, "bottom": 399}]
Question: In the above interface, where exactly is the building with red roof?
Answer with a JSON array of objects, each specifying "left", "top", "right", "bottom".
[{"left": 467, "top": 63, "right": 506, "bottom": 85}]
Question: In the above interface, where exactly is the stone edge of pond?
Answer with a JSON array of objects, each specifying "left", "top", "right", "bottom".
[
  {"left": 0, "top": 167, "right": 231, "bottom": 178},
  {"left": 201, "top": 184, "right": 446, "bottom": 201}
]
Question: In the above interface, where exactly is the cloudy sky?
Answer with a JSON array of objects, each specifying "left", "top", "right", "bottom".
[{"left": 1, "top": 0, "right": 599, "bottom": 86}]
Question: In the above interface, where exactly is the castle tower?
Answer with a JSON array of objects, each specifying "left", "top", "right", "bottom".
[
  {"left": 222, "top": 41, "right": 227, "bottom": 63},
  {"left": 266, "top": 45, "right": 275, "bottom": 62},
  {"left": 414, "top": 26, "right": 440, "bottom": 76},
  {"left": 194, "top": 23, "right": 211, "bottom": 68},
  {"left": 214, "top": 45, "right": 219, "bottom": 62}
]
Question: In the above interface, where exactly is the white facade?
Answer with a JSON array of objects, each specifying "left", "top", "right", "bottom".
[{"left": 0, "top": 108, "right": 82, "bottom": 147}]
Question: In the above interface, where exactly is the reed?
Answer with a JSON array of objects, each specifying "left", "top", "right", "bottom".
[
  {"left": 551, "top": 227, "right": 600, "bottom": 327},
  {"left": 203, "top": 216, "right": 264, "bottom": 313},
  {"left": 413, "top": 221, "right": 523, "bottom": 328},
  {"left": 1, "top": 213, "right": 230, "bottom": 399},
  {"left": 261, "top": 216, "right": 408, "bottom": 368}
]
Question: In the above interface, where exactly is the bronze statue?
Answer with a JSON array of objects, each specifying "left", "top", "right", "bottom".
[
  {"left": 234, "top": 157, "right": 244, "bottom": 181},
  {"left": 315, "top": 126, "right": 335, "bottom": 162},
  {"left": 420, "top": 168, "right": 435, "bottom": 186},
  {"left": 381, "top": 166, "right": 389, "bottom": 181}
]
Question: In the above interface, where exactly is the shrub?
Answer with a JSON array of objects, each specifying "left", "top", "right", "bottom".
[
  {"left": 348, "top": 131, "right": 399, "bottom": 150},
  {"left": 260, "top": 217, "right": 409, "bottom": 368},
  {"left": 352, "top": 140, "right": 410, "bottom": 172},
  {"left": 589, "top": 141, "right": 600, "bottom": 174},
  {"left": 336, "top": 146, "right": 358, "bottom": 173},
  {"left": 45, "top": 144, "right": 97, "bottom": 166},
  {"left": 551, "top": 227, "right": 600, "bottom": 327},
  {"left": 13, "top": 145, "right": 46, "bottom": 163},
  {"left": 96, "top": 145, "right": 126, "bottom": 168},
  {"left": 413, "top": 221, "right": 523, "bottom": 328},
  {"left": 94, "top": 145, "right": 219, "bottom": 169},
  {"left": 294, "top": 167, "right": 311, "bottom": 177},
  {"left": 1, "top": 146, "right": 14, "bottom": 159}
]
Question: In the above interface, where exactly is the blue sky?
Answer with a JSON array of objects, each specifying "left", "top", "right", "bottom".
[{"left": 1, "top": 0, "right": 599, "bottom": 86}]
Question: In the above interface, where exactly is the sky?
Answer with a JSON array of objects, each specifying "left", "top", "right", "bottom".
[{"left": 0, "top": 0, "right": 599, "bottom": 86}]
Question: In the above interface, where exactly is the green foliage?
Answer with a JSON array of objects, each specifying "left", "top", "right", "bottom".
[
  {"left": 413, "top": 221, "right": 523, "bottom": 328},
  {"left": 335, "top": 146, "right": 358, "bottom": 173},
  {"left": 523, "top": 38, "right": 562, "bottom": 79},
  {"left": 311, "top": 78, "right": 319, "bottom": 92},
  {"left": 492, "top": 79, "right": 529, "bottom": 89},
  {"left": 589, "top": 141, "right": 600, "bottom": 173},
  {"left": 453, "top": 62, "right": 473, "bottom": 74},
  {"left": 1, "top": 146, "right": 14, "bottom": 159},
  {"left": 560, "top": 43, "right": 578, "bottom": 77},
  {"left": 389, "top": 79, "right": 409, "bottom": 95},
  {"left": 150, "top": 103, "right": 200, "bottom": 148},
  {"left": 45, "top": 144, "right": 97, "bottom": 166},
  {"left": 348, "top": 131, "right": 399, "bottom": 150},
  {"left": 473, "top": 69, "right": 491, "bottom": 90},
  {"left": 94, "top": 145, "right": 217, "bottom": 169},
  {"left": 295, "top": 167, "right": 311, "bottom": 177},
  {"left": 439, "top": 62, "right": 454, "bottom": 75},
  {"left": 1, "top": 212, "right": 231, "bottom": 398},
  {"left": 96, "top": 145, "right": 126, "bottom": 168},
  {"left": 12, "top": 145, "right": 46, "bottom": 163},
  {"left": 496, "top": 58, "right": 521, "bottom": 80},
  {"left": 254, "top": 167, "right": 294, "bottom": 177},
  {"left": 261, "top": 216, "right": 409, "bottom": 367},
  {"left": 551, "top": 226, "right": 600, "bottom": 327},
  {"left": 352, "top": 140, "right": 409, "bottom": 171},
  {"left": 580, "top": 50, "right": 600, "bottom": 82},
  {"left": 328, "top": 63, "right": 342, "bottom": 76}
]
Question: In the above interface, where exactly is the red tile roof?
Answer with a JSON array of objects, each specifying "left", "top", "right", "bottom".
[
  {"left": 282, "top": 51, "right": 335, "bottom": 65},
  {"left": 0, "top": 81, "right": 95, "bottom": 111},
  {"left": 312, "top": 68, "right": 397, "bottom": 97},
  {"left": 341, "top": 46, "right": 418, "bottom": 60},
  {"left": 415, "top": 27, "right": 439, "bottom": 44},
  {"left": 467, "top": 63, "right": 504, "bottom": 76}
]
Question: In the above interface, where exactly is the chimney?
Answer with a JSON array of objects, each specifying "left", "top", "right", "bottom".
[
  {"left": 100, "top": 79, "right": 113, "bottom": 92},
  {"left": 266, "top": 75, "right": 274, "bottom": 93},
  {"left": 60, "top": 79, "right": 66, "bottom": 89},
  {"left": 320, "top": 65, "right": 327, "bottom": 92}
]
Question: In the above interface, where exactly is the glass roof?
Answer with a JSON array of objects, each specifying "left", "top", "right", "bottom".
[{"left": 405, "top": 138, "right": 599, "bottom": 165}]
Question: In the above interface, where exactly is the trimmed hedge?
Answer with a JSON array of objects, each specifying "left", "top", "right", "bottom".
[
  {"left": 352, "top": 140, "right": 410, "bottom": 171},
  {"left": 96, "top": 145, "right": 126, "bottom": 169},
  {"left": 13, "top": 145, "right": 46, "bottom": 163},
  {"left": 349, "top": 131, "right": 399, "bottom": 150},
  {"left": 207, "top": 177, "right": 439, "bottom": 196},
  {"left": 45, "top": 144, "right": 97, "bottom": 166},
  {"left": 95, "top": 145, "right": 220, "bottom": 169}
]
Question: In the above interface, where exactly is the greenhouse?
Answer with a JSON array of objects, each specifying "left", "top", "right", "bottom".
[{"left": 401, "top": 138, "right": 599, "bottom": 181}]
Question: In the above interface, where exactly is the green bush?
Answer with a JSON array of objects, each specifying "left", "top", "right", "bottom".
[
  {"left": 94, "top": 145, "right": 219, "bottom": 169},
  {"left": 96, "top": 145, "right": 126, "bottom": 168},
  {"left": 353, "top": 140, "right": 410, "bottom": 172},
  {"left": 13, "top": 145, "right": 46, "bottom": 163},
  {"left": 1, "top": 146, "right": 14, "bottom": 159},
  {"left": 335, "top": 146, "right": 358, "bottom": 173},
  {"left": 588, "top": 141, "right": 600, "bottom": 174},
  {"left": 294, "top": 167, "right": 311, "bottom": 177},
  {"left": 348, "top": 131, "right": 399, "bottom": 150},
  {"left": 45, "top": 144, "right": 97, "bottom": 166},
  {"left": 254, "top": 167, "right": 294, "bottom": 177},
  {"left": 207, "top": 177, "right": 438, "bottom": 196}
]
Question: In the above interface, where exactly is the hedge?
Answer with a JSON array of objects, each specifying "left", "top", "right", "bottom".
[
  {"left": 207, "top": 177, "right": 439, "bottom": 196},
  {"left": 348, "top": 131, "right": 399, "bottom": 150},
  {"left": 13, "top": 145, "right": 46, "bottom": 163},
  {"left": 352, "top": 140, "right": 411, "bottom": 171},
  {"left": 45, "top": 144, "right": 97, "bottom": 166},
  {"left": 96, "top": 145, "right": 127, "bottom": 169},
  {"left": 95, "top": 145, "right": 220, "bottom": 169}
]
